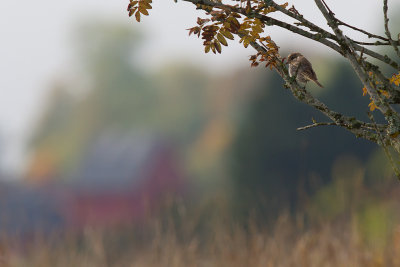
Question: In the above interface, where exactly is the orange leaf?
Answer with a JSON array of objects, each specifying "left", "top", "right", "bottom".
[
  {"left": 362, "top": 87, "right": 367, "bottom": 96},
  {"left": 135, "top": 11, "right": 141, "bottom": 22},
  {"left": 368, "top": 101, "right": 377, "bottom": 111},
  {"left": 139, "top": 7, "right": 149, "bottom": 15}
]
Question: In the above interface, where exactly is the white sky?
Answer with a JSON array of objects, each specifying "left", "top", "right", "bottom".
[{"left": 0, "top": 0, "right": 398, "bottom": 175}]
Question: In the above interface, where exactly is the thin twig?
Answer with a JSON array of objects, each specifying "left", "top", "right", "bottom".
[
  {"left": 351, "top": 40, "right": 391, "bottom": 46},
  {"left": 383, "top": 0, "right": 400, "bottom": 58},
  {"left": 339, "top": 20, "right": 389, "bottom": 41},
  {"left": 297, "top": 122, "right": 337, "bottom": 131},
  {"left": 321, "top": 0, "right": 389, "bottom": 42},
  {"left": 268, "top": 1, "right": 330, "bottom": 36}
]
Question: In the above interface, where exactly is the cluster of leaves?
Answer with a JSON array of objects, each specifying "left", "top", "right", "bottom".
[
  {"left": 249, "top": 36, "right": 280, "bottom": 69},
  {"left": 186, "top": 1, "right": 287, "bottom": 54},
  {"left": 127, "top": 0, "right": 152, "bottom": 22},
  {"left": 188, "top": 12, "right": 240, "bottom": 54},
  {"left": 238, "top": 18, "right": 264, "bottom": 48}
]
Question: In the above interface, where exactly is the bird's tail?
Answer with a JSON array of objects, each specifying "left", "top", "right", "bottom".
[{"left": 314, "top": 80, "right": 324, "bottom": 88}]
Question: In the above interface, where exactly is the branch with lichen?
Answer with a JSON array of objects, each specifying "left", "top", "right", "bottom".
[{"left": 244, "top": 34, "right": 384, "bottom": 143}]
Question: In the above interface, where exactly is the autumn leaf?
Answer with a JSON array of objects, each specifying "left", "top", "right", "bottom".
[
  {"left": 139, "top": 6, "right": 149, "bottom": 16},
  {"left": 214, "top": 40, "right": 222, "bottom": 53},
  {"left": 368, "top": 100, "right": 377, "bottom": 111},
  {"left": 205, "top": 44, "right": 211, "bottom": 53},
  {"left": 217, "top": 33, "right": 228, "bottom": 46},
  {"left": 390, "top": 72, "right": 400, "bottom": 86},
  {"left": 362, "top": 87, "right": 367, "bottom": 96},
  {"left": 135, "top": 11, "right": 141, "bottom": 22},
  {"left": 220, "top": 29, "right": 234, "bottom": 40},
  {"left": 197, "top": 17, "right": 210, "bottom": 25},
  {"left": 141, "top": 1, "right": 152, "bottom": 9}
]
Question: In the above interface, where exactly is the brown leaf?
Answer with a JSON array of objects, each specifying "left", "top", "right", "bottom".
[
  {"left": 249, "top": 55, "right": 257, "bottom": 61},
  {"left": 139, "top": 6, "right": 149, "bottom": 15},
  {"left": 141, "top": 2, "right": 152, "bottom": 9},
  {"left": 135, "top": 11, "right": 141, "bottom": 22},
  {"left": 251, "top": 62, "right": 259, "bottom": 67},
  {"left": 129, "top": 8, "right": 137, "bottom": 17},
  {"left": 197, "top": 17, "right": 210, "bottom": 25}
]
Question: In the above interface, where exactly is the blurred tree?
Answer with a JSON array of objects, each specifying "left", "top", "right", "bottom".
[
  {"left": 26, "top": 21, "right": 228, "bottom": 188},
  {"left": 229, "top": 63, "right": 377, "bottom": 222},
  {"left": 128, "top": 0, "right": 400, "bottom": 177}
]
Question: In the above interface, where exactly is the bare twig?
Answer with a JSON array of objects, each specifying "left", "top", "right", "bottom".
[
  {"left": 321, "top": 0, "right": 389, "bottom": 42},
  {"left": 351, "top": 40, "right": 391, "bottom": 46},
  {"left": 297, "top": 122, "right": 337, "bottom": 131},
  {"left": 383, "top": 0, "right": 400, "bottom": 58},
  {"left": 339, "top": 20, "right": 389, "bottom": 42}
]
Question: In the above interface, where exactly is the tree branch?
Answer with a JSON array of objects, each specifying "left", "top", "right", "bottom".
[
  {"left": 315, "top": 0, "right": 400, "bottom": 152},
  {"left": 383, "top": 0, "right": 400, "bottom": 58},
  {"left": 314, "top": 0, "right": 393, "bottom": 114},
  {"left": 267, "top": 0, "right": 400, "bottom": 70},
  {"left": 297, "top": 122, "right": 338, "bottom": 131}
]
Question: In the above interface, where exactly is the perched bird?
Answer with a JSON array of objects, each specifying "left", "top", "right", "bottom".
[{"left": 287, "top": 52, "right": 323, "bottom": 88}]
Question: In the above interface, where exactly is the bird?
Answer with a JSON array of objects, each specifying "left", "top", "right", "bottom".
[{"left": 287, "top": 52, "right": 323, "bottom": 88}]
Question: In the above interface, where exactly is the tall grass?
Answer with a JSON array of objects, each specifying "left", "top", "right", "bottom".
[{"left": 2, "top": 210, "right": 400, "bottom": 267}]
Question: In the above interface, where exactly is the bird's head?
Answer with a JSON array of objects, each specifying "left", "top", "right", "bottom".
[{"left": 287, "top": 52, "right": 302, "bottom": 64}]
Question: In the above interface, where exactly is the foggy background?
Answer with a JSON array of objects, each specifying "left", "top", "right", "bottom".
[{"left": 1, "top": 0, "right": 400, "bottom": 264}]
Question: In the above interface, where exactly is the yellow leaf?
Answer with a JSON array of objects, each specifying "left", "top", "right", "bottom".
[
  {"left": 368, "top": 101, "right": 377, "bottom": 111},
  {"left": 390, "top": 72, "right": 400, "bottom": 86},
  {"left": 205, "top": 45, "right": 211, "bottom": 53}
]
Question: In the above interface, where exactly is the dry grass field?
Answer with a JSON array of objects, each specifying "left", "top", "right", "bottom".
[{"left": 2, "top": 212, "right": 400, "bottom": 267}]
